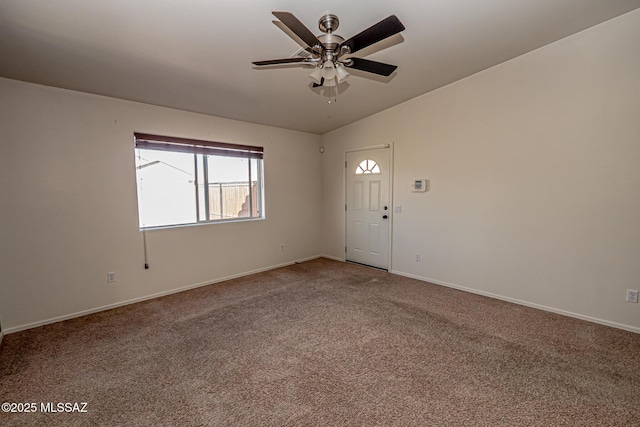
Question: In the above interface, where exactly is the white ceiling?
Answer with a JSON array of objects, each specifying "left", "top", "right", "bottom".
[{"left": 1, "top": 0, "right": 639, "bottom": 134}]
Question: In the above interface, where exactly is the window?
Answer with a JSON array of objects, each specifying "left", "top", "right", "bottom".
[
  {"left": 134, "top": 133, "right": 264, "bottom": 229},
  {"left": 355, "top": 159, "right": 381, "bottom": 174}
]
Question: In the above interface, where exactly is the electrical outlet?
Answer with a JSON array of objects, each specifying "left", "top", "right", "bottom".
[
  {"left": 626, "top": 289, "right": 639, "bottom": 303},
  {"left": 280, "top": 244, "right": 285, "bottom": 251},
  {"left": 107, "top": 272, "right": 116, "bottom": 283},
  {"left": 415, "top": 253, "right": 421, "bottom": 262}
]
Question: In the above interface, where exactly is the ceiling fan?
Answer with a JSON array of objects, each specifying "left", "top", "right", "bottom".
[{"left": 252, "top": 11, "right": 405, "bottom": 90}]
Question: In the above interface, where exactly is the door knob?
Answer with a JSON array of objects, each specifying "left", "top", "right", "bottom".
[{"left": 382, "top": 215, "right": 388, "bottom": 219}]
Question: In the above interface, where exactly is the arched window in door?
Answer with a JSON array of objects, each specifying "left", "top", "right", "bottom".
[{"left": 355, "top": 159, "right": 381, "bottom": 174}]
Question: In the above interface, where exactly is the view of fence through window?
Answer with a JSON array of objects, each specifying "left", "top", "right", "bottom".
[
  {"left": 135, "top": 145, "right": 263, "bottom": 229},
  {"left": 206, "top": 181, "right": 258, "bottom": 220}
]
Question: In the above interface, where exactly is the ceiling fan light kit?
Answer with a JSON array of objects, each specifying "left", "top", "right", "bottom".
[{"left": 253, "top": 11, "right": 405, "bottom": 102}]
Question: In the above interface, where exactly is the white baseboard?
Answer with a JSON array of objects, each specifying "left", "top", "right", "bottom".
[
  {"left": 295, "top": 255, "right": 324, "bottom": 264},
  {"left": 4, "top": 256, "right": 324, "bottom": 335},
  {"left": 391, "top": 269, "right": 640, "bottom": 335},
  {"left": 320, "top": 254, "right": 345, "bottom": 262},
  {"left": 7, "top": 257, "right": 636, "bottom": 336},
  {"left": 0, "top": 331, "right": 4, "bottom": 348}
]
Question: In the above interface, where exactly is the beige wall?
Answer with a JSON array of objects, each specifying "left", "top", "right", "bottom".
[
  {"left": 0, "top": 78, "right": 322, "bottom": 332},
  {"left": 321, "top": 10, "right": 640, "bottom": 332}
]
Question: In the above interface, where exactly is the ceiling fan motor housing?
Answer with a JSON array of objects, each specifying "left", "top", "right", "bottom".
[
  {"left": 318, "top": 33, "right": 345, "bottom": 60},
  {"left": 317, "top": 14, "right": 345, "bottom": 60}
]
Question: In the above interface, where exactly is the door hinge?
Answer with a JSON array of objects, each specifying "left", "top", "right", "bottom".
[
  {"left": 345, "top": 246, "right": 347, "bottom": 253},
  {"left": 345, "top": 161, "right": 347, "bottom": 168},
  {"left": 345, "top": 204, "right": 347, "bottom": 211}
]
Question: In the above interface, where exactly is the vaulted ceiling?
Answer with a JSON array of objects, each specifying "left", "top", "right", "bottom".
[{"left": 1, "top": 0, "right": 639, "bottom": 134}]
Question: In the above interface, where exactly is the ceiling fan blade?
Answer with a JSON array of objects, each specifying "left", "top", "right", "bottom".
[
  {"left": 346, "top": 58, "right": 397, "bottom": 76},
  {"left": 273, "top": 11, "right": 322, "bottom": 50},
  {"left": 252, "top": 57, "right": 309, "bottom": 66},
  {"left": 340, "top": 15, "right": 405, "bottom": 54}
]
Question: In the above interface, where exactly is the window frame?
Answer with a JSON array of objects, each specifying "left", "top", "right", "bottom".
[{"left": 134, "top": 132, "right": 264, "bottom": 230}]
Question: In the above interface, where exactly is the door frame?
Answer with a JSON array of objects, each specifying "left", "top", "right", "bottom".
[{"left": 344, "top": 143, "right": 394, "bottom": 271}]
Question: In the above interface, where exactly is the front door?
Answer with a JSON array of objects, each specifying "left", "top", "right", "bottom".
[{"left": 346, "top": 147, "right": 391, "bottom": 270}]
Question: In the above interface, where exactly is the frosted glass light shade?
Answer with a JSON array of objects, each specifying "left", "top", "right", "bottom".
[
  {"left": 336, "top": 64, "right": 350, "bottom": 83},
  {"left": 309, "top": 66, "right": 323, "bottom": 84},
  {"left": 321, "top": 60, "right": 336, "bottom": 80}
]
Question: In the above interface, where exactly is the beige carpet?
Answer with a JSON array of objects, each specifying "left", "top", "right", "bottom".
[{"left": 1, "top": 258, "right": 639, "bottom": 426}]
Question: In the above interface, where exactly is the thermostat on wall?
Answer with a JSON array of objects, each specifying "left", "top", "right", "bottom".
[{"left": 412, "top": 179, "right": 429, "bottom": 192}]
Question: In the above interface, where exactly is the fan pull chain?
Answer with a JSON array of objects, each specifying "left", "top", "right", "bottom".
[{"left": 327, "top": 79, "right": 337, "bottom": 104}]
